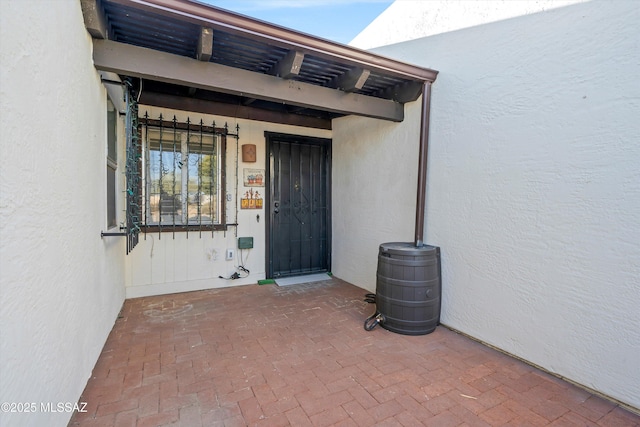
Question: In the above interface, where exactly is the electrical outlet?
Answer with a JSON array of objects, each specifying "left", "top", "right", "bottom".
[{"left": 225, "top": 249, "right": 234, "bottom": 260}]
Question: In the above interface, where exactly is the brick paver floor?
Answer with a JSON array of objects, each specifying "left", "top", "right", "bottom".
[{"left": 69, "top": 277, "right": 639, "bottom": 426}]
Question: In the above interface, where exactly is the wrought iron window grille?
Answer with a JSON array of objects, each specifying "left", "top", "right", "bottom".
[
  {"left": 102, "top": 81, "right": 241, "bottom": 252},
  {"left": 101, "top": 79, "right": 141, "bottom": 254},
  {"left": 139, "top": 113, "right": 239, "bottom": 240}
]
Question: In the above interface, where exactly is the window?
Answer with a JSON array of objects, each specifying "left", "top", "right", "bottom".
[
  {"left": 142, "top": 119, "right": 225, "bottom": 230},
  {"left": 106, "top": 100, "right": 118, "bottom": 229}
]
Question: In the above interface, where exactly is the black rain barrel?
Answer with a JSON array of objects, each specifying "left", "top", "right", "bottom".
[{"left": 376, "top": 242, "right": 441, "bottom": 335}]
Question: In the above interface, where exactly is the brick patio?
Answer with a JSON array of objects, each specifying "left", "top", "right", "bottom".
[{"left": 69, "top": 278, "right": 639, "bottom": 426}]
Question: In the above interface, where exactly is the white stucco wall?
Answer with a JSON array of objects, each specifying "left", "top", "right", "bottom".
[
  {"left": 126, "top": 106, "right": 331, "bottom": 298},
  {"left": 332, "top": 108, "right": 421, "bottom": 287},
  {"left": 333, "top": 0, "right": 640, "bottom": 410},
  {"left": 0, "top": 1, "right": 127, "bottom": 426},
  {"left": 350, "top": 0, "right": 584, "bottom": 49}
]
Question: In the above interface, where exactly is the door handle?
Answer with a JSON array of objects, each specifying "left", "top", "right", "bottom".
[{"left": 274, "top": 201, "right": 279, "bottom": 213}]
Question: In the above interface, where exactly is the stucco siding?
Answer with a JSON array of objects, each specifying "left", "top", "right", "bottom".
[
  {"left": 0, "top": 1, "right": 127, "bottom": 426},
  {"left": 350, "top": 0, "right": 584, "bottom": 49},
  {"left": 332, "top": 108, "right": 421, "bottom": 289},
  {"left": 334, "top": 0, "right": 640, "bottom": 409}
]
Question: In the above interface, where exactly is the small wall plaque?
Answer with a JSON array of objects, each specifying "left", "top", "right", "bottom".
[
  {"left": 241, "top": 189, "right": 263, "bottom": 209},
  {"left": 242, "top": 144, "right": 256, "bottom": 162},
  {"left": 243, "top": 168, "right": 264, "bottom": 187}
]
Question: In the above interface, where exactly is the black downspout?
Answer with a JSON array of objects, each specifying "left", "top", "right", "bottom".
[{"left": 414, "top": 81, "right": 432, "bottom": 247}]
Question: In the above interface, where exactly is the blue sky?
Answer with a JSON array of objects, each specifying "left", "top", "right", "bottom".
[{"left": 203, "top": 0, "right": 394, "bottom": 44}]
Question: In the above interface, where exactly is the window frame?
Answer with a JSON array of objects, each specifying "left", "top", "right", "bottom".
[
  {"left": 139, "top": 117, "right": 228, "bottom": 233},
  {"left": 106, "top": 99, "right": 118, "bottom": 230}
]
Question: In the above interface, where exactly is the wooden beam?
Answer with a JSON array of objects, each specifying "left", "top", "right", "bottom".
[
  {"left": 104, "top": 0, "right": 438, "bottom": 82},
  {"left": 80, "top": 0, "right": 107, "bottom": 39},
  {"left": 287, "top": 106, "right": 308, "bottom": 114},
  {"left": 332, "top": 68, "right": 370, "bottom": 92},
  {"left": 139, "top": 92, "right": 332, "bottom": 130},
  {"left": 197, "top": 27, "right": 213, "bottom": 61},
  {"left": 377, "top": 81, "right": 424, "bottom": 103},
  {"left": 269, "top": 50, "right": 305, "bottom": 79},
  {"left": 92, "top": 39, "right": 404, "bottom": 121},
  {"left": 99, "top": 71, "right": 126, "bottom": 113}
]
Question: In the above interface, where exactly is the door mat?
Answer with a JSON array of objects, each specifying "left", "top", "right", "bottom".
[{"left": 275, "top": 273, "right": 331, "bottom": 287}]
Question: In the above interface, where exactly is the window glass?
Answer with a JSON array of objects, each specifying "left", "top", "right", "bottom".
[{"left": 145, "top": 126, "right": 220, "bottom": 226}]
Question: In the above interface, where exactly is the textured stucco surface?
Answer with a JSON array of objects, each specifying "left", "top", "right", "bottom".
[
  {"left": 334, "top": 0, "right": 640, "bottom": 410},
  {"left": 126, "top": 106, "right": 331, "bottom": 298},
  {"left": 350, "top": 0, "right": 583, "bottom": 49},
  {"left": 0, "top": 1, "right": 126, "bottom": 426},
  {"left": 332, "top": 108, "right": 421, "bottom": 288}
]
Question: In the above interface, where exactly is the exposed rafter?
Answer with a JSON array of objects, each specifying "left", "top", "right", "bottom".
[
  {"left": 331, "top": 68, "right": 370, "bottom": 92},
  {"left": 92, "top": 39, "right": 404, "bottom": 121},
  {"left": 80, "top": 0, "right": 108, "bottom": 39},
  {"left": 269, "top": 50, "right": 305, "bottom": 79},
  {"left": 377, "top": 81, "right": 424, "bottom": 103},
  {"left": 197, "top": 27, "right": 213, "bottom": 61}
]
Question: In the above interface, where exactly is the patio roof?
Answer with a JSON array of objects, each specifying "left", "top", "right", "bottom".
[{"left": 81, "top": 0, "right": 439, "bottom": 129}]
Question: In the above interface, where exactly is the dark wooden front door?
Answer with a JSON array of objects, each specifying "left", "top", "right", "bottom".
[{"left": 266, "top": 133, "right": 331, "bottom": 278}]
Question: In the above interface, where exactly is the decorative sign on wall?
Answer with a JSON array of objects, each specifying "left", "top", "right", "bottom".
[
  {"left": 242, "top": 144, "right": 257, "bottom": 162},
  {"left": 243, "top": 168, "right": 264, "bottom": 187},
  {"left": 241, "top": 189, "right": 263, "bottom": 209}
]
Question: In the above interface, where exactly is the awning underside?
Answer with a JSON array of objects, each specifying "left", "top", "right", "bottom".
[{"left": 82, "top": 0, "right": 438, "bottom": 128}]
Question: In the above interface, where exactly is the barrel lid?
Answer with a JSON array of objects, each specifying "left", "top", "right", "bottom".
[{"left": 379, "top": 242, "right": 439, "bottom": 256}]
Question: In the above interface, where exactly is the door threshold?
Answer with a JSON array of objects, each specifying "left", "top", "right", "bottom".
[{"left": 275, "top": 273, "right": 331, "bottom": 287}]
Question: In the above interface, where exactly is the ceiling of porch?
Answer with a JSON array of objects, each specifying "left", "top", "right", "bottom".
[{"left": 81, "top": 0, "right": 438, "bottom": 129}]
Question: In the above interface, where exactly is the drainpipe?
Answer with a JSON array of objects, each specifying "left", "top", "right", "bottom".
[{"left": 414, "top": 82, "right": 432, "bottom": 247}]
